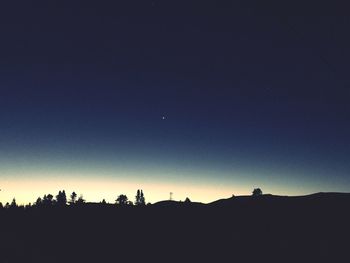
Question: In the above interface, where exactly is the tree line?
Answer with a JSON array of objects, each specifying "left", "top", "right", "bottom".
[
  {"left": 0, "top": 188, "right": 264, "bottom": 209},
  {"left": 0, "top": 189, "right": 148, "bottom": 209}
]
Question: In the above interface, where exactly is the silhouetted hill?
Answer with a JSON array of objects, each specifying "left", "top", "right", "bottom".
[
  {"left": 1, "top": 192, "right": 349, "bottom": 262},
  {"left": 209, "top": 192, "right": 350, "bottom": 207}
]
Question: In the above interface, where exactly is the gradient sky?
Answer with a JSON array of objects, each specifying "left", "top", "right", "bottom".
[{"left": 0, "top": 0, "right": 350, "bottom": 204}]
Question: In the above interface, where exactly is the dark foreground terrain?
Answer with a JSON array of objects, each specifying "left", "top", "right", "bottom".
[{"left": 1, "top": 193, "right": 349, "bottom": 262}]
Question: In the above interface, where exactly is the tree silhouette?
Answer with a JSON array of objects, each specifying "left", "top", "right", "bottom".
[
  {"left": 10, "top": 198, "right": 17, "bottom": 208},
  {"left": 56, "top": 190, "right": 67, "bottom": 207},
  {"left": 252, "top": 188, "right": 263, "bottom": 196},
  {"left": 184, "top": 197, "right": 191, "bottom": 203},
  {"left": 135, "top": 189, "right": 145, "bottom": 206},
  {"left": 35, "top": 197, "right": 43, "bottom": 207},
  {"left": 135, "top": 190, "right": 140, "bottom": 205},
  {"left": 0, "top": 202, "right": 3, "bottom": 209},
  {"left": 116, "top": 194, "right": 128, "bottom": 205},
  {"left": 101, "top": 199, "right": 107, "bottom": 205},
  {"left": 43, "top": 194, "right": 54, "bottom": 206},
  {"left": 69, "top": 191, "right": 77, "bottom": 205},
  {"left": 140, "top": 190, "right": 145, "bottom": 205}
]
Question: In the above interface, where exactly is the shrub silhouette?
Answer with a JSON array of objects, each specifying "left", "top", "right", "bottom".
[{"left": 76, "top": 195, "right": 85, "bottom": 205}]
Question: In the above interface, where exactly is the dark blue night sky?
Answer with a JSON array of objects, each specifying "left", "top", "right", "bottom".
[{"left": 0, "top": 1, "right": 349, "bottom": 203}]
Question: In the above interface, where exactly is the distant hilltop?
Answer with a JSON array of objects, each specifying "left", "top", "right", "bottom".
[{"left": 151, "top": 192, "right": 350, "bottom": 208}]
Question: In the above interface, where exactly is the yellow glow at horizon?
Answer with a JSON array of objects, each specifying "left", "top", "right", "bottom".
[
  {"left": 0, "top": 174, "right": 248, "bottom": 205},
  {"left": 0, "top": 165, "right": 322, "bottom": 205}
]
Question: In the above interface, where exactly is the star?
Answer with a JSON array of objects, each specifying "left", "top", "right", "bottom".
[{"left": 162, "top": 116, "right": 166, "bottom": 120}]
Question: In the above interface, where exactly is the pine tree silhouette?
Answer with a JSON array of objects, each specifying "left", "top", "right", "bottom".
[
  {"left": 135, "top": 189, "right": 146, "bottom": 205},
  {"left": 56, "top": 190, "right": 67, "bottom": 207},
  {"left": 10, "top": 198, "right": 17, "bottom": 208}
]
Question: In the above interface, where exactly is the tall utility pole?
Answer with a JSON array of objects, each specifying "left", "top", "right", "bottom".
[{"left": 169, "top": 192, "right": 173, "bottom": 201}]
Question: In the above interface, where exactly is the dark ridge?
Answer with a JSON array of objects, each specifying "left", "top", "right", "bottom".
[
  {"left": 1, "top": 192, "right": 349, "bottom": 262},
  {"left": 209, "top": 192, "right": 350, "bottom": 207}
]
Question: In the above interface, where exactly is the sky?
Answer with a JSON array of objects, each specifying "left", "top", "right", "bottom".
[{"left": 0, "top": 0, "right": 350, "bottom": 204}]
